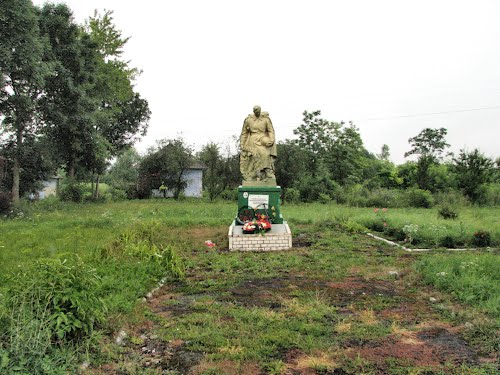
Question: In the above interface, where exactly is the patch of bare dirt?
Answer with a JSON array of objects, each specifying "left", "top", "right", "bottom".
[{"left": 346, "top": 325, "right": 477, "bottom": 373}]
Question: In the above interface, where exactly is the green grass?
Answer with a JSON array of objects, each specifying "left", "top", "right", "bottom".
[{"left": 0, "top": 199, "right": 499, "bottom": 373}]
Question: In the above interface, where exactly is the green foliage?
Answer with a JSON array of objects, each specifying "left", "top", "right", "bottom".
[
  {"left": 59, "top": 180, "right": 83, "bottom": 202},
  {"left": 404, "top": 128, "right": 450, "bottom": 191},
  {"left": 472, "top": 230, "right": 491, "bottom": 247},
  {"left": 453, "top": 149, "right": 495, "bottom": 203},
  {"left": 0, "top": 191, "right": 11, "bottom": 215},
  {"left": 6, "top": 255, "right": 106, "bottom": 343},
  {"left": 139, "top": 138, "right": 194, "bottom": 199},
  {"left": 318, "top": 192, "right": 332, "bottom": 204},
  {"left": 415, "top": 253, "right": 499, "bottom": 313},
  {"left": 403, "top": 188, "right": 434, "bottom": 208},
  {"left": 198, "top": 142, "right": 224, "bottom": 200},
  {"left": 219, "top": 188, "right": 237, "bottom": 201},
  {"left": 438, "top": 206, "right": 459, "bottom": 220},
  {"left": 284, "top": 187, "right": 300, "bottom": 204},
  {"left": 0, "top": 0, "right": 50, "bottom": 201}
]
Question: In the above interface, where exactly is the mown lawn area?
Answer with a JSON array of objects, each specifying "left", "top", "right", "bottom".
[{"left": 0, "top": 200, "right": 498, "bottom": 374}]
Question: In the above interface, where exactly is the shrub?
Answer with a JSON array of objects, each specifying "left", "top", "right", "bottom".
[
  {"left": 284, "top": 188, "right": 300, "bottom": 204},
  {"left": 365, "top": 188, "right": 401, "bottom": 208},
  {"left": 434, "top": 190, "right": 470, "bottom": 206},
  {"left": 403, "top": 188, "right": 434, "bottom": 208},
  {"left": 0, "top": 191, "right": 12, "bottom": 215},
  {"left": 220, "top": 188, "right": 237, "bottom": 201},
  {"left": 439, "top": 235, "right": 457, "bottom": 248},
  {"left": 318, "top": 192, "right": 332, "bottom": 204},
  {"left": 472, "top": 230, "right": 491, "bottom": 247},
  {"left": 438, "top": 206, "right": 458, "bottom": 220},
  {"left": 6, "top": 255, "right": 107, "bottom": 343},
  {"left": 59, "top": 181, "right": 83, "bottom": 202}
]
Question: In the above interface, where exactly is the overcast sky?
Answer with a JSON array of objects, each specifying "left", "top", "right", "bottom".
[{"left": 33, "top": 0, "right": 500, "bottom": 163}]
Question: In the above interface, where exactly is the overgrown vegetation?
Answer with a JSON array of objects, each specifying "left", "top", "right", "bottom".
[{"left": 0, "top": 200, "right": 498, "bottom": 373}]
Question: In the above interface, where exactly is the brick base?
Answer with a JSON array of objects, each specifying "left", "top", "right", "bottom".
[{"left": 228, "top": 221, "right": 292, "bottom": 251}]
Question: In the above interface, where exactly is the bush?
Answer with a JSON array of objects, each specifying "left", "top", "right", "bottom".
[
  {"left": 439, "top": 235, "right": 457, "bottom": 248},
  {"left": 434, "top": 190, "right": 470, "bottom": 206},
  {"left": 472, "top": 230, "right": 491, "bottom": 247},
  {"left": 365, "top": 188, "right": 400, "bottom": 208},
  {"left": 318, "top": 192, "right": 332, "bottom": 204},
  {"left": 284, "top": 188, "right": 300, "bottom": 204},
  {"left": 0, "top": 191, "right": 12, "bottom": 215},
  {"left": 403, "top": 188, "right": 434, "bottom": 208},
  {"left": 220, "top": 188, "right": 237, "bottom": 201},
  {"left": 475, "top": 183, "right": 500, "bottom": 206},
  {"left": 6, "top": 255, "right": 107, "bottom": 343},
  {"left": 438, "top": 206, "right": 459, "bottom": 220},
  {"left": 59, "top": 181, "right": 83, "bottom": 202}
]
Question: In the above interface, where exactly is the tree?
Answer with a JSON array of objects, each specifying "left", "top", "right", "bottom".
[
  {"left": 138, "top": 138, "right": 193, "bottom": 199},
  {"left": 86, "top": 10, "right": 150, "bottom": 197},
  {"left": 275, "top": 141, "right": 309, "bottom": 196},
  {"left": 404, "top": 127, "right": 450, "bottom": 191},
  {"left": 38, "top": 3, "right": 98, "bottom": 179},
  {"left": 105, "top": 147, "right": 141, "bottom": 196},
  {"left": 198, "top": 142, "right": 224, "bottom": 201},
  {"left": 294, "top": 111, "right": 367, "bottom": 185},
  {"left": 453, "top": 149, "right": 494, "bottom": 202},
  {"left": 0, "top": 0, "right": 49, "bottom": 200},
  {"left": 377, "top": 144, "right": 390, "bottom": 161}
]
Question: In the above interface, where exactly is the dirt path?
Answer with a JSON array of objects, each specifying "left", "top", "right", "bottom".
[{"left": 90, "top": 229, "right": 498, "bottom": 374}]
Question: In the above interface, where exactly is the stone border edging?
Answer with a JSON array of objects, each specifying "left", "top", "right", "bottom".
[{"left": 366, "top": 233, "right": 487, "bottom": 252}]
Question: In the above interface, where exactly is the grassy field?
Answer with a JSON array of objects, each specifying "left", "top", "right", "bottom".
[{"left": 0, "top": 199, "right": 498, "bottom": 374}]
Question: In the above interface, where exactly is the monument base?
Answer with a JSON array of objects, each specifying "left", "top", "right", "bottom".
[
  {"left": 228, "top": 221, "right": 292, "bottom": 252},
  {"left": 237, "top": 185, "right": 283, "bottom": 224}
]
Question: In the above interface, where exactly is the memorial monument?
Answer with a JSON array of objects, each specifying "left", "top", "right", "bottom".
[{"left": 228, "top": 106, "right": 292, "bottom": 251}]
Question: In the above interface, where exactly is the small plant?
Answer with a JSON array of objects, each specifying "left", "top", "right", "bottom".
[
  {"left": 6, "top": 255, "right": 107, "bottom": 349},
  {"left": 402, "top": 224, "right": 419, "bottom": 244},
  {"left": 318, "top": 193, "right": 332, "bottom": 204},
  {"left": 472, "top": 230, "right": 491, "bottom": 247},
  {"left": 438, "top": 206, "right": 459, "bottom": 220},
  {"left": 285, "top": 188, "right": 300, "bottom": 203},
  {"left": 439, "top": 235, "right": 457, "bottom": 248}
]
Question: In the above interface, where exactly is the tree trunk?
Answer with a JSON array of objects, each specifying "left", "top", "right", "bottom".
[
  {"left": 68, "top": 157, "right": 75, "bottom": 179},
  {"left": 11, "top": 129, "right": 23, "bottom": 202},
  {"left": 95, "top": 175, "right": 100, "bottom": 199},
  {"left": 12, "top": 157, "right": 20, "bottom": 202}
]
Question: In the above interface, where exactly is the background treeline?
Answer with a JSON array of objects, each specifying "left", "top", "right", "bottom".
[
  {"left": 0, "top": 0, "right": 150, "bottom": 203},
  {"left": 100, "top": 110, "right": 499, "bottom": 208}
]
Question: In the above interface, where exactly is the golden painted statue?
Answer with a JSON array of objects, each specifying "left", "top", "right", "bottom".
[{"left": 240, "top": 105, "right": 277, "bottom": 185}]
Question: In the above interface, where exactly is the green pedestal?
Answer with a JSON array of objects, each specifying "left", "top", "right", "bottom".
[{"left": 236, "top": 186, "right": 283, "bottom": 224}]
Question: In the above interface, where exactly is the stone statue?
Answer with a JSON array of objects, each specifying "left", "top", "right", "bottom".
[{"left": 240, "top": 105, "right": 277, "bottom": 185}]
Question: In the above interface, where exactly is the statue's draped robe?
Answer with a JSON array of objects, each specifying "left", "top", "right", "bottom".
[{"left": 240, "top": 113, "right": 277, "bottom": 182}]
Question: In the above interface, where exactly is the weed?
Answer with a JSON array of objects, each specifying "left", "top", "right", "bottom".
[
  {"left": 472, "top": 230, "right": 491, "bottom": 247},
  {"left": 438, "top": 206, "right": 459, "bottom": 220}
]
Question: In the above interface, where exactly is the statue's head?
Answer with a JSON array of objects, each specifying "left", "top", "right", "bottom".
[{"left": 253, "top": 105, "right": 261, "bottom": 117}]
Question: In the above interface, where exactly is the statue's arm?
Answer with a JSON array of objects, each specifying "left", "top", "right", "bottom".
[
  {"left": 266, "top": 119, "right": 275, "bottom": 146},
  {"left": 240, "top": 120, "right": 250, "bottom": 152}
]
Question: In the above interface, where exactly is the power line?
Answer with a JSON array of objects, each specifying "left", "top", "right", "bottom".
[{"left": 360, "top": 105, "right": 500, "bottom": 122}]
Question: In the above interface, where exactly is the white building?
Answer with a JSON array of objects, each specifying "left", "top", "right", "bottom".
[{"left": 151, "top": 163, "right": 206, "bottom": 198}]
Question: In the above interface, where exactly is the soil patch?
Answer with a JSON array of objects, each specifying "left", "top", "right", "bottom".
[{"left": 348, "top": 325, "right": 476, "bottom": 372}]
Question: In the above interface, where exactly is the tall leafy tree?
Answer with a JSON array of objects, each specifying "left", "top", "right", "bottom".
[
  {"left": 294, "top": 111, "right": 367, "bottom": 185},
  {"left": 404, "top": 127, "right": 450, "bottom": 191},
  {"left": 0, "top": 0, "right": 49, "bottom": 200},
  {"left": 38, "top": 3, "right": 98, "bottom": 179},
  {"left": 198, "top": 142, "right": 224, "bottom": 201},
  {"left": 138, "top": 138, "right": 193, "bottom": 199},
  {"left": 86, "top": 10, "right": 150, "bottom": 197},
  {"left": 453, "top": 148, "right": 494, "bottom": 202}
]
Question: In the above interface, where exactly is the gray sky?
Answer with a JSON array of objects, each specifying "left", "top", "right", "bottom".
[{"left": 33, "top": 0, "right": 500, "bottom": 163}]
